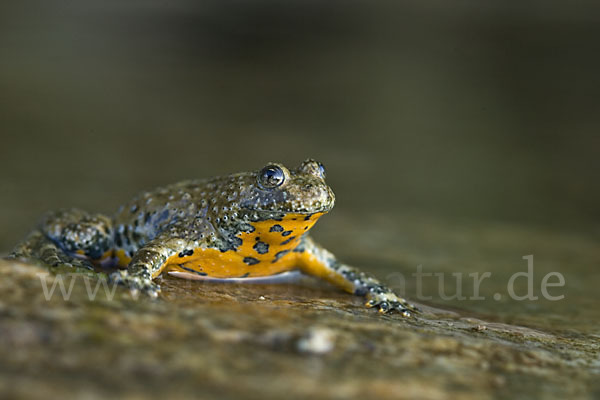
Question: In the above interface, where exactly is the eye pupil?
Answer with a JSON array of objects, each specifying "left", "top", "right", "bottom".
[{"left": 259, "top": 166, "right": 285, "bottom": 188}]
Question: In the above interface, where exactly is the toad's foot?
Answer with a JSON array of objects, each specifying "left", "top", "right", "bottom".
[
  {"left": 365, "top": 289, "right": 419, "bottom": 316},
  {"left": 109, "top": 270, "right": 161, "bottom": 298}
]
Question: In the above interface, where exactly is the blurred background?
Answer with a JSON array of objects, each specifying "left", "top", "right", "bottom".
[{"left": 0, "top": 1, "right": 598, "bottom": 325}]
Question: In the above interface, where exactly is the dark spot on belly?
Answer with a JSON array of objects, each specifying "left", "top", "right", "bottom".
[
  {"left": 253, "top": 241, "right": 269, "bottom": 254},
  {"left": 304, "top": 214, "right": 312, "bottom": 221},
  {"left": 243, "top": 257, "right": 260, "bottom": 265},
  {"left": 269, "top": 224, "right": 284, "bottom": 233},
  {"left": 182, "top": 266, "right": 207, "bottom": 276},
  {"left": 239, "top": 272, "right": 250, "bottom": 278},
  {"left": 178, "top": 249, "right": 194, "bottom": 257},
  {"left": 272, "top": 250, "right": 290, "bottom": 263},
  {"left": 115, "top": 235, "right": 123, "bottom": 247},
  {"left": 282, "top": 230, "right": 293, "bottom": 237},
  {"left": 280, "top": 236, "right": 296, "bottom": 245}
]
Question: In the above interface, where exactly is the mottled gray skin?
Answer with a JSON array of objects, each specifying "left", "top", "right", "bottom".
[
  {"left": 10, "top": 159, "right": 416, "bottom": 315},
  {"left": 112, "top": 159, "right": 334, "bottom": 259}
]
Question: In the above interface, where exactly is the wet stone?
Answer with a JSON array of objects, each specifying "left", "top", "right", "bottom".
[{"left": 0, "top": 255, "right": 597, "bottom": 399}]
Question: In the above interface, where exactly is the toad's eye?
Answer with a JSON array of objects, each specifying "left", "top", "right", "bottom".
[{"left": 258, "top": 165, "right": 285, "bottom": 189}]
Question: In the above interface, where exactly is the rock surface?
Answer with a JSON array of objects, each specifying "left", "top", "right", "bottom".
[{"left": 0, "top": 257, "right": 597, "bottom": 400}]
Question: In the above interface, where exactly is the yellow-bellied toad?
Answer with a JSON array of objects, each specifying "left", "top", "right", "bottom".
[{"left": 10, "top": 159, "right": 416, "bottom": 314}]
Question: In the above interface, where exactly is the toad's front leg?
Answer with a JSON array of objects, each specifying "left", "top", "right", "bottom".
[
  {"left": 109, "top": 236, "right": 191, "bottom": 297},
  {"left": 295, "top": 236, "right": 418, "bottom": 315}
]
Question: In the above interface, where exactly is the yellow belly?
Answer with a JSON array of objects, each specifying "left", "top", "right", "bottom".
[
  {"left": 166, "top": 248, "right": 299, "bottom": 278},
  {"left": 163, "top": 212, "right": 324, "bottom": 279}
]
